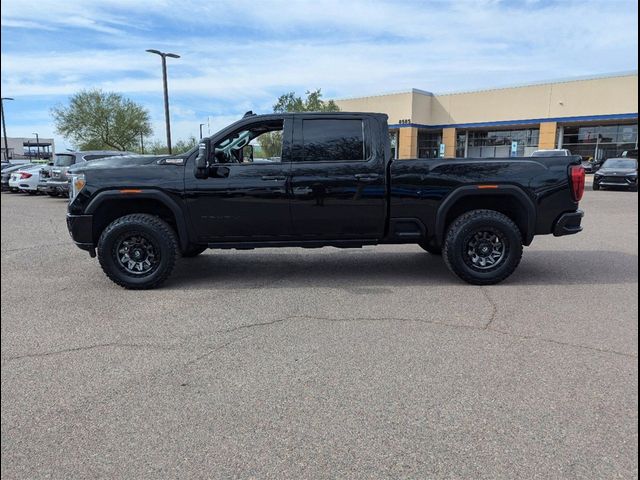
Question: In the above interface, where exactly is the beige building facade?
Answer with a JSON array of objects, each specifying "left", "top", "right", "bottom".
[{"left": 335, "top": 72, "right": 638, "bottom": 160}]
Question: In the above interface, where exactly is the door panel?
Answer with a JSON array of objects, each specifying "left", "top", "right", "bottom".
[
  {"left": 184, "top": 116, "right": 293, "bottom": 242},
  {"left": 289, "top": 116, "right": 387, "bottom": 239}
]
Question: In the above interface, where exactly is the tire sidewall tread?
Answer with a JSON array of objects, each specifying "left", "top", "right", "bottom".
[
  {"left": 443, "top": 209, "right": 523, "bottom": 285},
  {"left": 97, "top": 213, "right": 178, "bottom": 289}
]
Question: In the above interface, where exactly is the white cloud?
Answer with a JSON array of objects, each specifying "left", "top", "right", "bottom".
[{"left": 1, "top": 0, "right": 637, "bottom": 149}]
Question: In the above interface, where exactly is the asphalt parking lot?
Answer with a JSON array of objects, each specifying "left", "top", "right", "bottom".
[{"left": 1, "top": 185, "right": 637, "bottom": 479}]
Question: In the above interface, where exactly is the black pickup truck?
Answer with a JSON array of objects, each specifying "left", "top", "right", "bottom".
[{"left": 67, "top": 112, "right": 585, "bottom": 289}]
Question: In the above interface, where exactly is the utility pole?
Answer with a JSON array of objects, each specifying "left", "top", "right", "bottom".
[
  {"left": 146, "top": 49, "right": 180, "bottom": 154},
  {"left": 33, "top": 132, "right": 40, "bottom": 160},
  {"left": 1, "top": 97, "right": 14, "bottom": 161}
]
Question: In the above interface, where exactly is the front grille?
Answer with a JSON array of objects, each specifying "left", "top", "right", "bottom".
[{"left": 603, "top": 176, "right": 627, "bottom": 184}]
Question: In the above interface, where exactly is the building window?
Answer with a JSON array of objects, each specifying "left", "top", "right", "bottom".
[
  {"left": 466, "top": 128, "right": 539, "bottom": 158},
  {"left": 417, "top": 129, "right": 442, "bottom": 158},
  {"left": 561, "top": 123, "right": 638, "bottom": 161},
  {"left": 456, "top": 132, "right": 467, "bottom": 157},
  {"left": 389, "top": 130, "right": 398, "bottom": 159}
]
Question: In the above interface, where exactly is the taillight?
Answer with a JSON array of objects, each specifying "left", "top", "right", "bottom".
[
  {"left": 569, "top": 165, "right": 585, "bottom": 202},
  {"left": 19, "top": 172, "right": 32, "bottom": 180}
]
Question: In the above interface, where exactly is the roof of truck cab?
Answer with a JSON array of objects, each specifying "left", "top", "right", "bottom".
[
  {"left": 230, "top": 111, "right": 388, "bottom": 123},
  {"left": 57, "top": 150, "right": 135, "bottom": 155}
]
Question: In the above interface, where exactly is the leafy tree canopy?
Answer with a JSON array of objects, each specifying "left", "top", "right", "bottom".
[
  {"left": 273, "top": 89, "right": 340, "bottom": 113},
  {"left": 145, "top": 136, "right": 198, "bottom": 155},
  {"left": 52, "top": 89, "right": 153, "bottom": 151},
  {"left": 257, "top": 89, "right": 340, "bottom": 158}
]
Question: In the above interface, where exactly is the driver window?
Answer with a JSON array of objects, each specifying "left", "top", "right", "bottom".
[{"left": 212, "top": 120, "right": 284, "bottom": 164}]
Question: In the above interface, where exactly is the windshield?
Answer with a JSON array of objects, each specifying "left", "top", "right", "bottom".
[
  {"left": 602, "top": 159, "right": 637, "bottom": 169},
  {"left": 53, "top": 154, "right": 75, "bottom": 167}
]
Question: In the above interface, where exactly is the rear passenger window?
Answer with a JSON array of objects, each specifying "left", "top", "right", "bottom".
[{"left": 301, "top": 119, "right": 365, "bottom": 162}]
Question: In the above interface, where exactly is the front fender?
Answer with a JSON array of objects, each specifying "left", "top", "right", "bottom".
[{"left": 84, "top": 189, "right": 191, "bottom": 250}]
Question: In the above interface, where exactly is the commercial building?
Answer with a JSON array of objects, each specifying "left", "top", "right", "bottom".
[
  {"left": 335, "top": 71, "right": 638, "bottom": 160},
  {"left": 1, "top": 136, "right": 55, "bottom": 161}
]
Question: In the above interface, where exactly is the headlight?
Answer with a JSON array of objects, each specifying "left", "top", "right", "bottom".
[{"left": 69, "top": 173, "right": 86, "bottom": 201}]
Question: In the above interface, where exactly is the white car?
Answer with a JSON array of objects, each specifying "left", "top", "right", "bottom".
[
  {"left": 530, "top": 149, "right": 572, "bottom": 157},
  {"left": 8, "top": 164, "right": 44, "bottom": 194}
]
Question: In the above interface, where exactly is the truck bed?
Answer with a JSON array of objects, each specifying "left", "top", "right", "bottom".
[{"left": 389, "top": 155, "right": 582, "bottom": 243}]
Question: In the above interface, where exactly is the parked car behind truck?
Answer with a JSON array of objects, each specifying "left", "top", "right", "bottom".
[
  {"left": 8, "top": 164, "right": 45, "bottom": 194},
  {"left": 39, "top": 151, "right": 135, "bottom": 196},
  {"left": 67, "top": 112, "right": 585, "bottom": 289},
  {"left": 2, "top": 163, "right": 36, "bottom": 191},
  {"left": 593, "top": 158, "right": 638, "bottom": 191}
]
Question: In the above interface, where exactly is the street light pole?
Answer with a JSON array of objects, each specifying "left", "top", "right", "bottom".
[
  {"left": 146, "top": 49, "right": 180, "bottom": 155},
  {"left": 1, "top": 97, "right": 14, "bottom": 161},
  {"left": 33, "top": 132, "right": 40, "bottom": 160},
  {"left": 199, "top": 123, "right": 205, "bottom": 139}
]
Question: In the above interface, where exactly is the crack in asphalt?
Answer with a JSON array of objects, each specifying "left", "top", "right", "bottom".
[
  {"left": 2, "top": 241, "right": 70, "bottom": 254},
  {"left": 485, "top": 328, "right": 638, "bottom": 359},
  {"left": 480, "top": 287, "right": 498, "bottom": 330},
  {"left": 2, "top": 342, "right": 174, "bottom": 362},
  {"left": 183, "top": 333, "right": 254, "bottom": 367},
  {"left": 5, "top": 308, "right": 636, "bottom": 365},
  {"left": 208, "top": 313, "right": 637, "bottom": 360}
]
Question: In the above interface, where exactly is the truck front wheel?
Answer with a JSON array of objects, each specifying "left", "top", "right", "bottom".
[
  {"left": 97, "top": 214, "right": 178, "bottom": 289},
  {"left": 443, "top": 209, "right": 523, "bottom": 285}
]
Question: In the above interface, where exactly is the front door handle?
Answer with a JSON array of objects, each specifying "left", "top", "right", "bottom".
[
  {"left": 354, "top": 173, "right": 380, "bottom": 182},
  {"left": 261, "top": 175, "right": 286, "bottom": 181}
]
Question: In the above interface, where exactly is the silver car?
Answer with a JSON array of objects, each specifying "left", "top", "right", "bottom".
[{"left": 38, "top": 150, "right": 135, "bottom": 196}]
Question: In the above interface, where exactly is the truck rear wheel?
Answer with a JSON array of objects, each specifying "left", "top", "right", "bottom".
[
  {"left": 97, "top": 214, "right": 178, "bottom": 290},
  {"left": 443, "top": 209, "right": 523, "bottom": 285}
]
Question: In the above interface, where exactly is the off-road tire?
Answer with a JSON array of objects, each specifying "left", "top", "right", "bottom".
[
  {"left": 97, "top": 214, "right": 178, "bottom": 290},
  {"left": 182, "top": 244, "right": 208, "bottom": 257},
  {"left": 443, "top": 209, "right": 523, "bottom": 285}
]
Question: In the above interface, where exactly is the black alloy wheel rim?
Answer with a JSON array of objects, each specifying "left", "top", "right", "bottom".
[
  {"left": 115, "top": 234, "right": 160, "bottom": 275},
  {"left": 463, "top": 229, "right": 507, "bottom": 271}
]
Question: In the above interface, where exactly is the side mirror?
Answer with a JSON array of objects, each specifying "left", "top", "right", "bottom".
[{"left": 194, "top": 141, "right": 210, "bottom": 178}]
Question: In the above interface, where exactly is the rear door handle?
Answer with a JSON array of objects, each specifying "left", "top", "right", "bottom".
[
  {"left": 354, "top": 173, "right": 380, "bottom": 182},
  {"left": 261, "top": 175, "right": 286, "bottom": 181}
]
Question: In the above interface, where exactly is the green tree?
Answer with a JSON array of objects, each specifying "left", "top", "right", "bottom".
[
  {"left": 273, "top": 89, "right": 340, "bottom": 113},
  {"left": 258, "top": 89, "right": 340, "bottom": 158},
  {"left": 52, "top": 89, "right": 152, "bottom": 151},
  {"left": 257, "top": 131, "right": 283, "bottom": 158},
  {"left": 146, "top": 136, "right": 198, "bottom": 155}
]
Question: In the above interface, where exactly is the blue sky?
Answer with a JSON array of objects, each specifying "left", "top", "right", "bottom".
[{"left": 1, "top": 0, "right": 638, "bottom": 150}]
